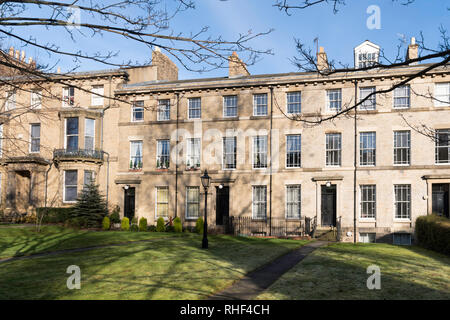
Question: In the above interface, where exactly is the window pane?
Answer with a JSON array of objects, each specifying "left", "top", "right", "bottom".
[
  {"left": 327, "top": 89, "right": 341, "bottom": 111},
  {"left": 157, "top": 140, "right": 170, "bottom": 168},
  {"left": 224, "top": 96, "right": 237, "bottom": 117},
  {"left": 360, "top": 132, "right": 376, "bottom": 166},
  {"left": 157, "top": 100, "right": 170, "bottom": 120},
  {"left": 188, "top": 98, "right": 201, "bottom": 119},
  {"left": 253, "top": 186, "right": 267, "bottom": 219},
  {"left": 326, "top": 133, "right": 341, "bottom": 166},
  {"left": 253, "top": 94, "right": 268, "bottom": 116},
  {"left": 286, "top": 135, "right": 301, "bottom": 167},
  {"left": 287, "top": 92, "right": 301, "bottom": 114},
  {"left": 394, "top": 185, "right": 411, "bottom": 219},
  {"left": 223, "top": 137, "right": 237, "bottom": 169},
  {"left": 360, "top": 87, "right": 376, "bottom": 110},
  {"left": 253, "top": 136, "right": 268, "bottom": 168},
  {"left": 394, "top": 85, "right": 410, "bottom": 108},
  {"left": 360, "top": 185, "right": 376, "bottom": 219},
  {"left": 286, "top": 185, "right": 301, "bottom": 219}
]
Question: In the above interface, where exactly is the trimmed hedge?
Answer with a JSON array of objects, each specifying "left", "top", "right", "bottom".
[
  {"left": 36, "top": 207, "right": 73, "bottom": 223},
  {"left": 173, "top": 217, "right": 182, "bottom": 233},
  {"left": 121, "top": 217, "right": 130, "bottom": 231},
  {"left": 156, "top": 217, "right": 165, "bottom": 232},
  {"left": 139, "top": 217, "right": 147, "bottom": 232},
  {"left": 102, "top": 217, "right": 110, "bottom": 231},
  {"left": 415, "top": 214, "right": 450, "bottom": 255}
]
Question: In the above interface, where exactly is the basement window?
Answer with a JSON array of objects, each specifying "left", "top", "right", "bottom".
[{"left": 393, "top": 233, "right": 411, "bottom": 245}]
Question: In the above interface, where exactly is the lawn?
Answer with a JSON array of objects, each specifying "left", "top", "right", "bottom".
[
  {"left": 0, "top": 225, "right": 307, "bottom": 300},
  {"left": 0, "top": 225, "right": 177, "bottom": 259},
  {"left": 257, "top": 243, "right": 450, "bottom": 300}
]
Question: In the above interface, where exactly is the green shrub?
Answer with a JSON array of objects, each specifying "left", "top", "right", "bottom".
[
  {"left": 102, "top": 216, "right": 110, "bottom": 231},
  {"left": 156, "top": 217, "right": 165, "bottom": 232},
  {"left": 139, "top": 217, "right": 147, "bottom": 232},
  {"left": 109, "top": 207, "right": 121, "bottom": 224},
  {"left": 65, "top": 217, "right": 87, "bottom": 229},
  {"left": 195, "top": 217, "right": 204, "bottom": 234},
  {"left": 121, "top": 217, "right": 130, "bottom": 231},
  {"left": 131, "top": 216, "right": 138, "bottom": 225},
  {"left": 130, "top": 224, "right": 139, "bottom": 232},
  {"left": 166, "top": 225, "right": 175, "bottom": 232},
  {"left": 415, "top": 214, "right": 450, "bottom": 255},
  {"left": 173, "top": 217, "right": 182, "bottom": 233},
  {"left": 147, "top": 225, "right": 157, "bottom": 232},
  {"left": 37, "top": 207, "right": 73, "bottom": 224}
]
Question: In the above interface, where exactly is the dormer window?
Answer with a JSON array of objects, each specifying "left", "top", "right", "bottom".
[{"left": 354, "top": 40, "right": 380, "bottom": 69}]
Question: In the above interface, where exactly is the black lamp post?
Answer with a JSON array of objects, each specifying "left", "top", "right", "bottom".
[{"left": 200, "top": 169, "right": 211, "bottom": 249}]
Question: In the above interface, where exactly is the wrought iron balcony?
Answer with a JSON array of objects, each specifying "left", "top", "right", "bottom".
[{"left": 53, "top": 148, "right": 104, "bottom": 162}]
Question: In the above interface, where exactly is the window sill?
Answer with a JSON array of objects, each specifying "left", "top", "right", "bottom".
[
  {"left": 359, "top": 218, "right": 376, "bottom": 222},
  {"left": 393, "top": 219, "right": 411, "bottom": 223},
  {"left": 185, "top": 167, "right": 200, "bottom": 171}
]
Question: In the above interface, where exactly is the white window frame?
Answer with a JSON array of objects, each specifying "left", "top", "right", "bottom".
[
  {"left": 188, "top": 97, "right": 201, "bottom": 119},
  {"left": 393, "top": 131, "right": 411, "bottom": 166},
  {"left": 222, "top": 136, "right": 237, "bottom": 170},
  {"left": 285, "top": 185, "right": 301, "bottom": 219},
  {"left": 157, "top": 99, "right": 170, "bottom": 121},
  {"left": 393, "top": 85, "right": 410, "bottom": 109},
  {"left": 186, "top": 138, "right": 201, "bottom": 169},
  {"left": 29, "top": 123, "right": 41, "bottom": 153},
  {"left": 359, "top": 86, "right": 376, "bottom": 110},
  {"left": 31, "top": 90, "right": 42, "bottom": 109},
  {"left": 252, "top": 185, "right": 267, "bottom": 220},
  {"left": 64, "top": 117, "right": 79, "bottom": 151},
  {"left": 286, "top": 92, "right": 301, "bottom": 114},
  {"left": 435, "top": 129, "right": 450, "bottom": 164},
  {"left": 132, "top": 101, "right": 144, "bottom": 122},
  {"left": 62, "top": 86, "right": 75, "bottom": 108},
  {"left": 185, "top": 186, "right": 200, "bottom": 220},
  {"left": 63, "top": 170, "right": 78, "bottom": 203},
  {"left": 223, "top": 95, "right": 238, "bottom": 118},
  {"left": 360, "top": 185, "right": 376, "bottom": 220},
  {"left": 155, "top": 186, "right": 169, "bottom": 219},
  {"left": 91, "top": 85, "right": 104, "bottom": 106},
  {"left": 253, "top": 93, "right": 268, "bottom": 116},
  {"left": 84, "top": 118, "right": 95, "bottom": 151},
  {"left": 434, "top": 82, "right": 450, "bottom": 107},
  {"left": 286, "top": 135, "right": 301, "bottom": 168},
  {"left": 252, "top": 135, "right": 268, "bottom": 169},
  {"left": 129, "top": 140, "right": 143, "bottom": 170},
  {"left": 326, "top": 133, "right": 341, "bottom": 167},
  {"left": 83, "top": 170, "right": 95, "bottom": 187},
  {"left": 326, "top": 89, "right": 342, "bottom": 112},
  {"left": 394, "top": 184, "right": 411, "bottom": 220},
  {"left": 359, "top": 233, "right": 376, "bottom": 243},
  {"left": 360, "top": 132, "right": 376, "bottom": 166},
  {"left": 157, "top": 139, "right": 170, "bottom": 169}
]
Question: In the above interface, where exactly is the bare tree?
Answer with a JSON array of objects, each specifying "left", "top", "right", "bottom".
[{"left": 272, "top": 0, "right": 450, "bottom": 139}]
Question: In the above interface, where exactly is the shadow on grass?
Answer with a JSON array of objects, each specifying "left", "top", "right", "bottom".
[
  {"left": 0, "top": 227, "right": 306, "bottom": 300},
  {"left": 257, "top": 243, "right": 450, "bottom": 300}
]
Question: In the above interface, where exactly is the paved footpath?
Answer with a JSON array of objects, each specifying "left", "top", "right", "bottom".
[{"left": 209, "top": 241, "right": 328, "bottom": 300}]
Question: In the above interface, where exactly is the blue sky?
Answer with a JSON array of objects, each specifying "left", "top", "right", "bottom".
[{"left": 7, "top": 0, "right": 449, "bottom": 79}]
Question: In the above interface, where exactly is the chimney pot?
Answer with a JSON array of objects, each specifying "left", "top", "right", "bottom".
[
  {"left": 15, "top": 49, "right": 20, "bottom": 59},
  {"left": 21, "top": 50, "right": 25, "bottom": 61},
  {"left": 9, "top": 47, "right": 14, "bottom": 56}
]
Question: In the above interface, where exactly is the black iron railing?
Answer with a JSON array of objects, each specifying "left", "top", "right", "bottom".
[
  {"left": 53, "top": 148, "right": 104, "bottom": 161},
  {"left": 227, "top": 216, "right": 306, "bottom": 237}
]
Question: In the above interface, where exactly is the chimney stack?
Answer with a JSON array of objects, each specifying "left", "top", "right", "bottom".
[
  {"left": 406, "top": 37, "right": 419, "bottom": 65},
  {"left": 228, "top": 52, "right": 250, "bottom": 78},
  {"left": 317, "top": 46, "right": 329, "bottom": 72},
  {"left": 9, "top": 46, "right": 14, "bottom": 56},
  {"left": 21, "top": 50, "right": 25, "bottom": 61}
]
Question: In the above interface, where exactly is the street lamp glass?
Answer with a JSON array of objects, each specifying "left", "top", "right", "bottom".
[{"left": 201, "top": 170, "right": 211, "bottom": 189}]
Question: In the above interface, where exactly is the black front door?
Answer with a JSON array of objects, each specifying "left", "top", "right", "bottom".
[
  {"left": 432, "top": 184, "right": 449, "bottom": 218},
  {"left": 321, "top": 185, "right": 337, "bottom": 227},
  {"left": 124, "top": 187, "right": 135, "bottom": 220},
  {"left": 216, "top": 186, "right": 229, "bottom": 225}
]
